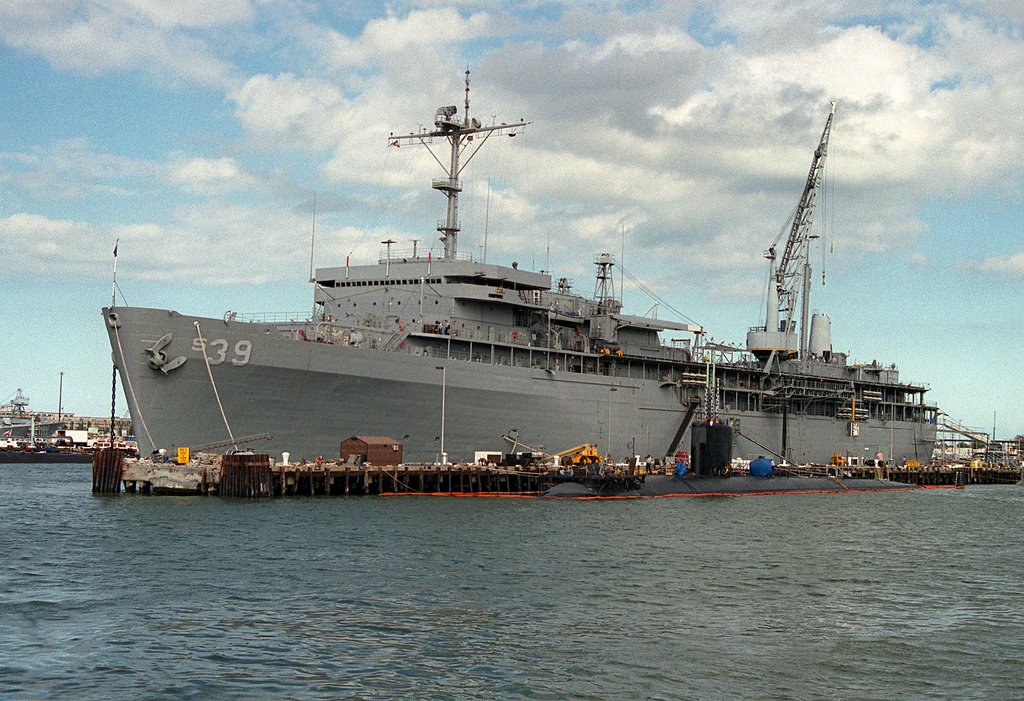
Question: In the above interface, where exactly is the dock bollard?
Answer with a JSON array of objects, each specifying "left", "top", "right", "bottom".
[{"left": 92, "top": 448, "right": 124, "bottom": 494}]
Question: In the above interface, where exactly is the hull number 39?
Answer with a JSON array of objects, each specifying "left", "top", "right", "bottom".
[{"left": 191, "top": 338, "right": 252, "bottom": 366}]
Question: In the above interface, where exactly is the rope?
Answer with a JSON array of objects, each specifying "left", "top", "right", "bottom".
[
  {"left": 194, "top": 321, "right": 237, "bottom": 452},
  {"left": 109, "top": 364, "right": 117, "bottom": 441},
  {"left": 381, "top": 467, "right": 423, "bottom": 494},
  {"left": 113, "top": 322, "right": 156, "bottom": 451}
]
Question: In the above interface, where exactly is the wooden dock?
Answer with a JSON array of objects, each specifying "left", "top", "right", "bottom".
[
  {"left": 92, "top": 450, "right": 1023, "bottom": 497},
  {"left": 114, "top": 452, "right": 555, "bottom": 497},
  {"left": 775, "top": 463, "right": 1022, "bottom": 487}
]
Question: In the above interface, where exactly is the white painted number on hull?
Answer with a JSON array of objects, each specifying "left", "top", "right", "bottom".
[{"left": 192, "top": 338, "right": 252, "bottom": 366}]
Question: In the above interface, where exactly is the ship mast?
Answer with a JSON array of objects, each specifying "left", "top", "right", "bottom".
[{"left": 388, "top": 70, "right": 529, "bottom": 260}]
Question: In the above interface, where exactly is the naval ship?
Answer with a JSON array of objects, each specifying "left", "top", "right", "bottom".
[{"left": 103, "top": 77, "right": 937, "bottom": 464}]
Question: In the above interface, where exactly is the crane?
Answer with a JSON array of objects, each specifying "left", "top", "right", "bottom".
[{"left": 747, "top": 102, "right": 836, "bottom": 362}]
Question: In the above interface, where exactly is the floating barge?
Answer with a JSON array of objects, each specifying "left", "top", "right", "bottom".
[
  {"left": 2, "top": 450, "right": 93, "bottom": 464},
  {"left": 90, "top": 450, "right": 1022, "bottom": 498}
]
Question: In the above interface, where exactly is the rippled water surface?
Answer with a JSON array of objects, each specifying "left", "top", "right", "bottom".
[{"left": 2, "top": 463, "right": 1023, "bottom": 700}]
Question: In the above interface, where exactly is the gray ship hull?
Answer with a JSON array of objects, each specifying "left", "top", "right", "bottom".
[{"left": 104, "top": 306, "right": 935, "bottom": 464}]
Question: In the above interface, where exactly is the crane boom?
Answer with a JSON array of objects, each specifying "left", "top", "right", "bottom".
[
  {"left": 776, "top": 102, "right": 835, "bottom": 332},
  {"left": 747, "top": 103, "right": 836, "bottom": 363}
]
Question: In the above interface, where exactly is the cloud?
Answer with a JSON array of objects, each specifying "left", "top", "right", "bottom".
[
  {"left": 0, "top": 213, "right": 116, "bottom": 274},
  {"left": 0, "top": 203, "right": 306, "bottom": 284},
  {"left": 169, "top": 156, "right": 262, "bottom": 194},
  {"left": 0, "top": 0, "right": 244, "bottom": 88},
  {"left": 320, "top": 7, "right": 495, "bottom": 69},
  {"left": 965, "top": 251, "right": 1024, "bottom": 277},
  {"left": 116, "top": 0, "right": 255, "bottom": 29},
  {"left": 229, "top": 73, "right": 349, "bottom": 149},
  {"left": 1, "top": 138, "right": 158, "bottom": 202},
  {"left": 4, "top": 0, "right": 1024, "bottom": 292}
]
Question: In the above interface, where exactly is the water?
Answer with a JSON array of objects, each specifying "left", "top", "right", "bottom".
[{"left": 2, "top": 463, "right": 1023, "bottom": 700}]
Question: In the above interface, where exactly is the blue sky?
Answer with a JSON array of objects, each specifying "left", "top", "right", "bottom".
[{"left": 1, "top": 0, "right": 1023, "bottom": 440}]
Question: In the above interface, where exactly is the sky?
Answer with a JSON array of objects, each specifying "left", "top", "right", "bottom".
[{"left": 1, "top": 0, "right": 1022, "bottom": 440}]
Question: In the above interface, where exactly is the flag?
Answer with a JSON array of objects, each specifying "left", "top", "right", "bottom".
[
  {"left": 113, "top": 240, "right": 118, "bottom": 257},
  {"left": 390, "top": 139, "right": 400, "bottom": 147}
]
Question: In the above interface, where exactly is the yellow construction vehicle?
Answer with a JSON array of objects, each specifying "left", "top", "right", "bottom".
[{"left": 549, "top": 443, "right": 602, "bottom": 468}]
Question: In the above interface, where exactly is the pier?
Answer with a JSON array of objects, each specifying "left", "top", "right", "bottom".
[
  {"left": 102, "top": 451, "right": 555, "bottom": 497},
  {"left": 775, "top": 462, "right": 1022, "bottom": 487},
  {"left": 90, "top": 450, "right": 1023, "bottom": 497}
]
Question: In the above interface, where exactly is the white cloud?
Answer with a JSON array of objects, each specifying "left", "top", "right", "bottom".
[
  {"left": 966, "top": 251, "right": 1024, "bottom": 277},
  {"left": 0, "top": 213, "right": 110, "bottom": 274},
  {"left": 0, "top": 203, "right": 308, "bottom": 284},
  {"left": 321, "top": 7, "right": 494, "bottom": 69},
  {"left": 117, "top": 0, "right": 255, "bottom": 29},
  {"left": 229, "top": 73, "right": 350, "bottom": 149},
  {"left": 169, "top": 156, "right": 262, "bottom": 194},
  {"left": 0, "top": 0, "right": 241, "bottom": 88},
  {"left": 4, "top": 0, "right": 1024, "bottom": 290}
]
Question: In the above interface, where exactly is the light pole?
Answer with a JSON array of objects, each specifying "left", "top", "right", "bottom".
[
  {"left": 436, "top": 365, "right": 446, "bottom": 464},
  {"left": 608, "top": 386, "right": 617, "bottom": 459}
]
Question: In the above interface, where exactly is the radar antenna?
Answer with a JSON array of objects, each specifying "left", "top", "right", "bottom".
[{"left": 388, "top": 70, "right": 530, "bottom": 260}]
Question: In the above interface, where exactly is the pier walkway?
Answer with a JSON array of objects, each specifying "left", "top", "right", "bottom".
[{"left": 90, "top": 450, "right": 1023, "bottom": 497}]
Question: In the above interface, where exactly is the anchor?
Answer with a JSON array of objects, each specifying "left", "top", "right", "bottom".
[{"left": 145, "top": 333, "right": 187, "bottom": 374}]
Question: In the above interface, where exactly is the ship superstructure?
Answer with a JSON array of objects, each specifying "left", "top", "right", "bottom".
[{"left": 103, "top": 80, "right": 937, "bottom": 465}]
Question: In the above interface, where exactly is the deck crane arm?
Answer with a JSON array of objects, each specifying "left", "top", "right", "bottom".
[{"left": 769, "top": 102, "right": 836, "bottom": 357}]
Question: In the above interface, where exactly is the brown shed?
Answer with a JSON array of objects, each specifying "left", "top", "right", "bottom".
[{"left": 340, "top": 436, "right": 403, "bottom": 465}]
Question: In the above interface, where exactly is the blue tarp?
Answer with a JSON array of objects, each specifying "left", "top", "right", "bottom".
[{"left": 749, "top": 458, "right": 773, "bottom": 477}]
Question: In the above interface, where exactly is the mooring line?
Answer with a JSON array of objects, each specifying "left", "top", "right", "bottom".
[
  {"left": 194, "top": 321, "right": 238, "bottom": 452},
  {"left": 113, "top": 323, "right": 156, "bottom": 451}
]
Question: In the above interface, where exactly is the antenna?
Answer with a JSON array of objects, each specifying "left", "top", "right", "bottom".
[
  {"left": 388, "top": 70, "right": 530, "bottom": 260},
  {"left": 484, "top": 178, "right": 490, "bottom": 263},
  {"left": 464, "top": 66, "right": 470, "bottom": 125},
  {"left": 111, "top": 238, "right": 119, "bottom": 307},
  {"left": 308, "top": 191, "right": 317, "bottom": 283}
]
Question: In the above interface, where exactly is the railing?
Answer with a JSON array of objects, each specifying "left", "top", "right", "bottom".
[
  {"left": 231, "top": 311, "right": 311, "bottom": 324},
  {"left": 432, "top": 178, "right": 462, "bottom": 191}
]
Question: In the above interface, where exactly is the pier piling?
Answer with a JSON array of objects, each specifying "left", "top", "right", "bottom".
[
  {"left": 219, "top": 454, "right": 272, "bottom": 497},
  {"left": 92, "top": 448, "right": 124, "bottom": 494}
]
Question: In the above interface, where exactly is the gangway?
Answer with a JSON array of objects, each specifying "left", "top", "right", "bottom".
[{"left": 938, "top": 419, "right": 989, "bottom": 446}]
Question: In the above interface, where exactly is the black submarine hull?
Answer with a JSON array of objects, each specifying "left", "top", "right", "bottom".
[{"left": 541, "top": 474, "right": 928, "bottom": 498}]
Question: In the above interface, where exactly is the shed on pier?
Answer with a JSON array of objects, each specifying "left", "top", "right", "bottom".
[{"left": 340, "top": 436, "right": 403, "bottom": 465}]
